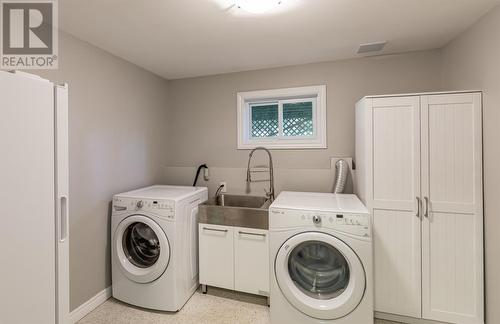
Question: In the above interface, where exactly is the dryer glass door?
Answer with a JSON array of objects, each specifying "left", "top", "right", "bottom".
[
  {"left": 123, "top": 222, "right": 161, "bottom": 268},
  {"left": 288, "top": 240, "right": 350, "bottom": 300},
  {"left": 114, "top": 215, "right": 170, "bottom": 283},
  {"left": 275, "top": 232, "right": 365, "bottom": 320}
]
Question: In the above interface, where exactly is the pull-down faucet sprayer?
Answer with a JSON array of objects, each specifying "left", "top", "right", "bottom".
[{"left": 246, "top": 147, "right": 275, "bottom": 201}]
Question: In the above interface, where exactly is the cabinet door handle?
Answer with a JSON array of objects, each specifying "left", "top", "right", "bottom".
[
  {"left": 239, "top": 231, "right": 266, "bottom": 237},
  {"left": 424, "top": 197, "right": 429, "bottom": 218},
  {"left": 59, "top": 195, "right": 69, "bottom": 242},
  {"left": 203, "top": 227, "right": 228, "bottom": 233},
  {"left": 415, "top": 197, "right": 421, "bottom": 218}
]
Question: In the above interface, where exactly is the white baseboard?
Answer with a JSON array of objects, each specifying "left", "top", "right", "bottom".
[{"left": 70, "top": 286, "right": 112, "bottom": 323}]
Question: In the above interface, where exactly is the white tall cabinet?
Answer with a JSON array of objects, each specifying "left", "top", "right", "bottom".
[
  {"left": 0, "top": 71, "right": 70, "bottom": 324},
  {"left": 355, "top": 92, "right": 483, "bottom": 324}
]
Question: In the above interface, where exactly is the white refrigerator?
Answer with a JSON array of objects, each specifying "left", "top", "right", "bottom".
[{"left": 0, "top": 71, "right": 70, "bottom": 324}]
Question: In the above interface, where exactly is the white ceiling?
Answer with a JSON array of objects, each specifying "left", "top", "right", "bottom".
[{"left": 60, "top": 0, "right": 500, "bottom": 80}]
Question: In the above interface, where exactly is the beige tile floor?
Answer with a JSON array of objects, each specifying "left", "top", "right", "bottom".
[{"left": 78, "top": 287, "right": 403, "bottom": 324}]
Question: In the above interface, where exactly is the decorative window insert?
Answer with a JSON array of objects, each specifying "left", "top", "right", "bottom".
[{"left": 237, "top": 85, "right": 327, "bottom": 149}]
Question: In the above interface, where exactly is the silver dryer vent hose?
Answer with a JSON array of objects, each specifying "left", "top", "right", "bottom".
[{"left": 333, "top": 159, "right": 349, "bottom": 194}]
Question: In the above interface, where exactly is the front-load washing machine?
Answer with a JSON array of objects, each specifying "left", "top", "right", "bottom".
[
  {"left": 269, "top": 191, "right": 373, "bottom": 324},
  {"left": 111, "top": 185, "right": 208, "bottom": 311}
]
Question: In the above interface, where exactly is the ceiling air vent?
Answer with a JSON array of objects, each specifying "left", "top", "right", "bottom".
[{"left": 357, "top": 41, "right": 387, "bottom": 54}]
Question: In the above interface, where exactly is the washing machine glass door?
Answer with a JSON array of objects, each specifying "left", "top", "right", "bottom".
[
  {"left": 275, "top": 232, "right": 365, "bottom": 320},
  {"left": 114, "top": 215, "right": 170, "bottom": 283}
]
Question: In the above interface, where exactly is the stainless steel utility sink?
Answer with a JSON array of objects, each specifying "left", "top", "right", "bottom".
[{"left": 198, "top": 194, "right": 271, "bottom": 230}]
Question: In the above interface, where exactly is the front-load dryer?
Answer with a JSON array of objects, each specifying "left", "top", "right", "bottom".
[
  {"left": 269, "top": 191, "right": 373, "bottom": 324},
  {"left": 111, "top": 185, "right": 208, "bottom": 311}
]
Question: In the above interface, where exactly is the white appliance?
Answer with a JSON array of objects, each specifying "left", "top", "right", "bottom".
[
  {"left": 269, "top": 191, "right": 373, "bottom": 324},
  {"left": 0, "top": 71, "right": 70, "bottom": 324},
  {"left": 355, "top": 92, "right": 483, "bottom": 324},
  {"left": 111, "top": 185, "right": 208, "bottom": 311}
]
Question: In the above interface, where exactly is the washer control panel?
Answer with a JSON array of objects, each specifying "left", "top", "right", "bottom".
[
  {"left": 270, "top": 208, "right": 371, "bottom": 238},
  {"left": 113, "top": 197, "right": 175, "bottom": 219}
]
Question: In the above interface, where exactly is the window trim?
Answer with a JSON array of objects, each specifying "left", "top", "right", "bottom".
[{"left": 237, "top": 85, "right": 327, "bottom": 149}]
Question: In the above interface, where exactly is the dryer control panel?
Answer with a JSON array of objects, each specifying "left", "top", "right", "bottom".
[
  {"left": 112, "top": 197, "right": 175, "bottom": 219},
  {"left": 270, "top": 208, "right": 371, "bottom": 238}
]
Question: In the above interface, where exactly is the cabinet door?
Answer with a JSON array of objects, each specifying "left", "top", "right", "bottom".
[
  {"left": 421, "top": 93, "right": 483, "bottom": 323},
  {"left": 199, "top": 224, "right": 234, "bottom": 290},
  {"left": 234, "top": 227, "right": 269, "bottom": 296},
  {"left": 370, "top": 96, "right": 422, "bottom": 317},
  {"left": 0, "top": 72, "right": 56, "bottom": 324},
  {"left": 55, "top": 85, "right": 70, "bottom": 324}
]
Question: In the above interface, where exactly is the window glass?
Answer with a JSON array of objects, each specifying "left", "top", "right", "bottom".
[
  {"left": 283, "top": 101, "right": 313, "bottom": 137},
  {"left": 251, "top": 103, "right": 279, "bottom": 138}
]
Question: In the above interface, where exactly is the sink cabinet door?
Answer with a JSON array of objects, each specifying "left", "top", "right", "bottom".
[
  {"left": 199, "top": 224, "right": 234, "bottom": 290},
  {"left": 234, "top": 227, "right": 269, "bottom": 296}
]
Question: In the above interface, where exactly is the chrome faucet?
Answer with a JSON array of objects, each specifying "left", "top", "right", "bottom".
[
  {"left": 246, "top": 147, "right": 275, "bottom": 201},
  {"left": 215, "top": 184, "right": 225, "bottom": 206}
]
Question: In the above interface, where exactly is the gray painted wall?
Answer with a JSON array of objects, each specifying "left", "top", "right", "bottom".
[
  {"left": 442, "top": 5, "right": 500, "bottom": 323},
  {"left": 32, "top": 32, "right": 170, "bottom": 311},
  {"left": 165, "top": 50, "right": 443, "bottom": 197}
]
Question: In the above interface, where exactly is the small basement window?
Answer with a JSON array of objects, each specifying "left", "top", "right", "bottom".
[{"left": 237, "top": 85, "right": 326, "bottom": 149}]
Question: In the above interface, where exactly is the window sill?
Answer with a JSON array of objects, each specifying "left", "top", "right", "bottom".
[{"left": 237, "top": 141, "right": 327, "bottom": 150}]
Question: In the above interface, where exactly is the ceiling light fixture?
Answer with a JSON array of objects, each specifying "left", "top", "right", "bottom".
[{"left": 235, "top": 0, "right": 282, "bottom": 14}]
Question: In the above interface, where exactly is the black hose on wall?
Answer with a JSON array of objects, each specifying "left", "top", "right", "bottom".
[{"left": 193, "top": 164, "right": 208, "bottom": 186}]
